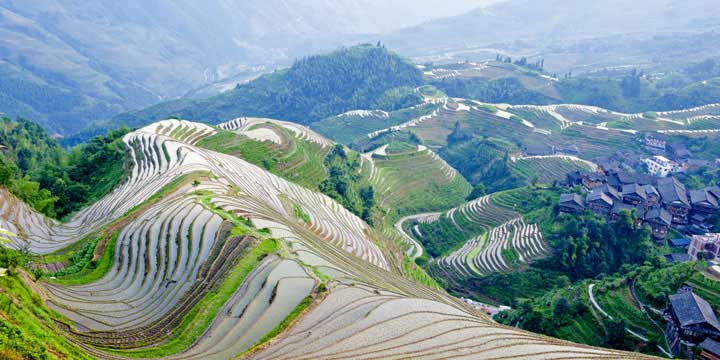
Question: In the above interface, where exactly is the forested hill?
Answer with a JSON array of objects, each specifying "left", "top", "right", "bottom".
[
  {"left": 0, "top": 117, "right": 128, "bottom": 218},
  {"left": 108, "top": 44, "right": 423, "bottom": 132}
]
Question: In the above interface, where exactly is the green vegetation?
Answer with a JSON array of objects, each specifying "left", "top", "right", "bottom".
[
  {"left": 510, "top": 157, "right": 593, "bottom": 185},
  {"left": 255, "top": 295, "right": 313, "bottom": 347},
  {"left": 369, "top": 147, "right": 471, "bottom": 219},
  {"left": 46, "top": 236, "right": 97, "bottom": 277},
  {"left": 431, "top": 77, "right": 555, "bottom": 105},
  {"left": 292, "top": 202, "right": 311, "bottom": 224},
  {"left": 491, "top": 187, "right": 557, "bottom": 214},
  {"left": 313, "top": 104, "right": 436, "bottom": 145},
  {"left": 501, "top": 247, "right": 519, "bottom": 265},
  {"left": 114, "top": 44, "right": 423, "bottom": 129},
  {"left": 558, "top": 71, "right": 720, "bottom": 114},
  {"left": 384, "top": 141, "right": 417, "bottom": 154},
  {"left": 49, "top": 233, "right": 118, "bottom": 286},
  {"left": 414, "top": 215, "right": 481, "bottom": 258},
  {"left": 196, "top": 127, "right": 329, "bottom": 189},
  {"left": 440, "top": 124, "right": 521, "bottom": 192},
  {"left": 319, "top": 145, "right": 377, "bottom": 224},
  {"left": 0, "top": 117, "right": 129, "bottom": 218},
  {"left": 496, "top": 261, "right": 703, "bottom": 356},
  {"left": 538, "top": 211, "right": 653, "bottom": 280},
  {"left": 0, "top": 246, "right": 94, "bottom": 360}
]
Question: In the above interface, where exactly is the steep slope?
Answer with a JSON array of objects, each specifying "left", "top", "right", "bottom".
[{"left": 0, "top": 119, "right": 656, "bottom": 359}]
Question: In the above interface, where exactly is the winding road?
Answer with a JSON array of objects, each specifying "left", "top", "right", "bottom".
[{"left": 394, "top": 213, "right": 440, "bottom": 259}]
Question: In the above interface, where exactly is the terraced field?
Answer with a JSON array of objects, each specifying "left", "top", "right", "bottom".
[
  {"left": 363, "top": 144, "right": 471, "bottom": 218},
  {"left": 510, "top": 155, "right": 597, "bottom": 185},
  {"left": 0, "top": 118, "right": 656, "bottom": 359},
  {"left": 403, "top": 190, "right": 550, "bottom": 281},
  {"left": 312, "top": 104, "right": 439, "bottom": 145},
  {"left": 199, "top": 118, "right": 332, "bottom": 189}
]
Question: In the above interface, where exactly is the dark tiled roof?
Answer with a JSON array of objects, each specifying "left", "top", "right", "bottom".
[
  {"left": 708, "top": 186, "right": 720, "bottom": 200},
  {"left": 701, "top": 338, "right": 720, "bottom": 356},
  {"left": 669, "top": 291, "right": 720, "bottom": 331},
  {"left": 588, "top": 190, "right": 613, "bottom": 206},
  {"left": 644, "top": 207, "right": 672, "bottom": 226},
  {"left": 691, "top": 189, "right": 719, "bottom": 208},
  {"left": 622, "top": 183, "right": 647, "bottom": 200},
  {"left": 606, "top": 173, "right": 621, "bottom": 188},
  {"left": 582, "top": 172, "right": 605, "bottom": 182},
  {"left": 559, "top": 193, "right": 584, "bottom": 207},
  {"left": 598, "top": 184, "right": 621, "bottom": 200},
  {"left": 657, "top": 177, "right": 690, "bottom": 207},
  {"left": 612, "top": 202, "right": 638, "bottom": 215},
  {"left": 642, "top": 184, "right": 659, "bottom": 197},
  {"left": 617, "top": 171, "right": 637, "bottom": 185}
]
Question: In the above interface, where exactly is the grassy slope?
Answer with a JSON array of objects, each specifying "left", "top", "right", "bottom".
[
  {"left": 313, "top": 104, "right": 437, "bottom": 144},
  {"left": 196, "top": 127, "right": 329, "bottom": 189},
  {"left": 368, "top": 149, "right": 471, "bottom": 219},
  {"left": 510, "top": 157, "right": 593, "bottom": 185},
  {"left": 0, "top": 274, "right": 95, "bottom": 360}
]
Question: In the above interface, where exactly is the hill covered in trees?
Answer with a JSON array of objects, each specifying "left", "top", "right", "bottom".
[
  {"left": 105, "top": 44, "right": 423, "bottom": 133},
  {"left": 0, "top": 117, "right": 128, "bottom": 218}
]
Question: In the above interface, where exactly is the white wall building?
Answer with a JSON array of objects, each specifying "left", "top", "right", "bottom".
[
  {"left": 644, "top": 155, "right": 676, "bottom": 177},
  {"left": 688, "top": 233, "right": 720, "bottom": 260}
]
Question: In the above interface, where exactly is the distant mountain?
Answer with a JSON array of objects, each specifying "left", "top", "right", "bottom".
[
  {"left": 0, "top": 0, "right": 490, "bottom": 135},
  {"left": 385, "top": 0, "right": 720, "bottom": 61},
  {"left": 102, "top": 44, "right": 423, "bottom": 133}
]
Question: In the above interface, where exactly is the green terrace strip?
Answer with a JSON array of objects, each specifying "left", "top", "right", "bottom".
[
  {"left": 0, "top": 274, "right": 94, "bottom": 360},
  {"left": 49, "top": 233, "right": 117, "bottom": 286},
  {"left": 291, "top": 202, "right": 311, "bottom": 224},
  {"left": 313, "top": 103, "right": 438, "bottom": 145},
  {"left": 196, "top": 127, "right": 330, "bottom": 189},
  {"left": 109, "top": 237, "right": 279, "bottom": 358},
  {"left": 366, "top": 145, "right": 471, "bottom": 219}
]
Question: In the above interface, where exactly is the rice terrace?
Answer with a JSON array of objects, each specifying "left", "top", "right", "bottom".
[{"left": 2, "top": 1, "right": 720, "bottom": 359}]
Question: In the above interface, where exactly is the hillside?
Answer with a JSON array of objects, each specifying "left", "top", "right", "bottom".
[
  {"left": 362, "top": 142, "right": 472, "bottom": 218},
  {"left": 0, "top": 1, "right": 490, "bottom": 135},
  {"left": 104, "top": 44, "right": 424, "bottom": 134},
  {"left": 0, "top": 119, "right": 654, "bottom": 359}
]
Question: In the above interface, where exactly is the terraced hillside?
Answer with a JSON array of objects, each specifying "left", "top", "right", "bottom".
[
  {"left": 362, "top": 143, "right": 471, "bottom": 218},
  {"left": 198, "top": 117, "right": 332, "bottom": 188},
  {"left": 510, "top": 103, "right": 720, "bottom": 134},
  {"left": 401, "top": 190, "right": 550, "bottom": 281},
  {"left": 0, "top": 119, "right": 657, "bottom": 359},
  {"left": 312, "top": 102, "right": 440, "bottom": 145},
  {"left": 510, "top": 155, "right": 597, "bottom": 185}
]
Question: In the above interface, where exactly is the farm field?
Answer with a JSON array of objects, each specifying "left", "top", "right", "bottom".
[
  {"left": 405, "top": 188, "right": 552, "bottom": 282},
  {"left": 0, "top": 118, "right": 657, "bottom": 359},
  {"left": 363, "top": 143, "right": 471, "bottom": 219}
]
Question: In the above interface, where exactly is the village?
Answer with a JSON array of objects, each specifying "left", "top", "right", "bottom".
[{"left": 554, "top": 132, "right": 720, "bottom": 359}]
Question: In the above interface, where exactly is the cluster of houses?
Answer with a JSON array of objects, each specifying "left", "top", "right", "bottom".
[{"left": 559, "top": 169, "right": 719, "bottom": 239}]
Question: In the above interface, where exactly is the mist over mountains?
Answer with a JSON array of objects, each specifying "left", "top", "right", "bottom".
[
  {"left": 0, "top": 0, "right": 492, "bottom": 134},
  {"left": 1, "top": 0, "right": 719, "bottom": 136}
]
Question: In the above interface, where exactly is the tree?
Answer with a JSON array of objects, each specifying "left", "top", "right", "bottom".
[
  {"left": 553, "top": 297, "right": 571, "bottom": 321},
  {"left": 603, "top": 318, "right": 629, "bottom": 349}
]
